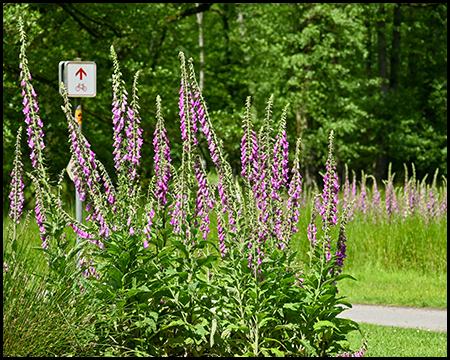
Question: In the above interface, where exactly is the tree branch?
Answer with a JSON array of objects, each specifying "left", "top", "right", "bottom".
[
  {"left": 58, "top": 3, "right": 103, "bottom": 38},
  {"left": 400, "top": 3, "right": 442, "bottom": 7},
  {"left": 67, "top": 4, "right": 125, "bottom": 38},
  {"left": 3, "top": 63, "right": 56, "bottom": 86},
  {"left": 164, "top": 3, "right": 214, "bottom": 23}
]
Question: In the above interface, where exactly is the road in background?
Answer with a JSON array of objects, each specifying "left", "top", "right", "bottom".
[{"left": 337, "top": 304, "right": 447, "bottom": 332}]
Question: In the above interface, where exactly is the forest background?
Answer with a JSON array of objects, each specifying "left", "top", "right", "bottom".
[{"left": 3, "top": 3, "right": 447, "bottom": 209}]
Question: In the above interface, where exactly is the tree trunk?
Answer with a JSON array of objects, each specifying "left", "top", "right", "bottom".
[
  {"left": 375, "top": 4, "right": 389, "bottom": 182},
  {"left": 196, "top": 3, "right": 204, "bottom": 91},
  {"left": 390, "top": 3, "right": 401, "bottom": 94},
  {"left": 377, "top": 5, "right": 389, "bottom": 95}
]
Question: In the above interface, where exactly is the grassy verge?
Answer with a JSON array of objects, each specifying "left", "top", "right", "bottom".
[
  {"left": 348, "top": 323, "right": 447, "bottom": 357},
  {"left": 289, "top": 199, "right": 447, "bottom": 309},
  {"left": 339, "top": 263, "right": 447, "bottom": 309}
]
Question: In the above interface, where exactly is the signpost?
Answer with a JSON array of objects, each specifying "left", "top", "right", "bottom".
[
  {"left": 59, "top": 61, "right": 96, "bottom": 97},
  {"left": 60, "top": 58, "right": 96, "bottom": 263}
]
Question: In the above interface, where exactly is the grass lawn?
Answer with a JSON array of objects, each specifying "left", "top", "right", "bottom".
[
  {"left": 348, "top": 322, "right": 447, "bottom": 357},
  {"left": 339, "top": 262, "right": 447, "bottom": 309}
]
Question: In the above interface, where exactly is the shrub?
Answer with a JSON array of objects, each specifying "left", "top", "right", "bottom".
[{"left": 4, "top": 17, "right": 368, "bottom": 357}]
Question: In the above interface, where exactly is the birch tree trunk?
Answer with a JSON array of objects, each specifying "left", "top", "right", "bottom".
[{"left": 196, "top": 3, "right": 204, "bottom": 91}]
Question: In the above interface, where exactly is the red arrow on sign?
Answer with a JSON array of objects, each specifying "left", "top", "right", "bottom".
[{"left": 75, "top": 68, "right": 87, "bottom": 80}]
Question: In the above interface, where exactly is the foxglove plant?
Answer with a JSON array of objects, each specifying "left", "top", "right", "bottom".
[
  {"left": 111, "top": 46, "right": 129, "bottom": 173},
  {"left": 9, "top": 127, "right": 25, "bottom": 226},
  {"left": 153, "top": 95, "right": 172, "bottom": 207},
  {"left": 61, "top": 86, "right": 106, "bottom": 246},
  {"left": 270, "top": 104, "right": 290, "bottom": 245},
  {"left": 285, "top": 137, "right": 303, "bottom": 238},
  {"left": 370, "top": 175, "right": 381, "bottom": 223},
  {"left": 359, "top": 170, "right": 367, "bottom": 221},
  {"left": 318, "top": 130, "right": 340, "bottom": 261},
  {"left": 109, "top": 47, "right": 144, "bottom": 238},
  {"left": 384, "top": 163, "right": 399, "bottom": 221},
  {"left": 188, "top": 57, "right": 244, "bottom": 239},
  {"left": 18, "top": 18, "right": 69, "bottom": 254},
  {"left": 19, "top": 27, "right": 47, "bottom": 180},
  {"left": 272, "top": 105, "right": 290, "bottom": 189},
  {"left": 13, "top": 23, "right": 366, "bottom": 355},
  {"left": 193, "top": 157, "right": 215, "bottom": 241},
  {"left": 307, "top": 194, "right": 320, "bottom": 248},
  {"left": 333, "top": 199, "right": 353, "bottom": 278},
  {"left": 241, "top": 96, "right": 258, "bottom": 183},
  {"left": 6, "top": 125, "right": 30, "bottom": 267},
  {"left": 170, "top": 53, "right": 195, "bottom": 240},
  {"left": 253, "top": 95, "right": 275, "bottom": 246}
]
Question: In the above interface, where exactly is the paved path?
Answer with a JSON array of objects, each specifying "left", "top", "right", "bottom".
[{"left": 337, "top": 304, "right": 447, "bottom": 332}]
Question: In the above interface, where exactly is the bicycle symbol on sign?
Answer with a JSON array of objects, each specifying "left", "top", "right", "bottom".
[{"left": 75, "top": 83, "right": 87, "bottom": 92}]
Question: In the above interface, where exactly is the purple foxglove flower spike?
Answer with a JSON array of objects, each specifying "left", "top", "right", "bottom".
[
  {"left": 9, "top": 127, "right": 25, "bottom": 224},
  {"left": 19, "top": 21, "right": 48, "bottom": 180},
  {"left": 286, "top": 138, "right": 303, "bottom": 238},
  {"left": 110, "top": 45, "right": 129, "bottom": 172},
  {"left": 316, "top": 131, "right": 340, "bottom": 262},
  {"left": 320, "top": 131, "right": 339, "bottom": 231},
  {"left": 154, "top": 96, "right": 172, "bottom": 206},
  {"left": 193, "top": 158, "right": 215, "bottom": 242}
]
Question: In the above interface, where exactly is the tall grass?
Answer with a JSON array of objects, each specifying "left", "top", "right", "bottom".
[
  {"left": 2, "top": 216, "right": 98, "bottom": 356},
  {"left": 287, "top": 165, "right": 447, "bottom": 309}
]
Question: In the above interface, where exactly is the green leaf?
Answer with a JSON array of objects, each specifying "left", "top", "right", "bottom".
[
  {"left": 125, "top": 288, "right": 142, "bottom": 299},
  {"left": 119, "top": 251, "right": 130, "bottom": 272},
  {"left": 269, "top": 347, "right": 285, "bottom": 357},
  {"left": 224, "top": 323, "right": 250, "bottom": 335},
  {"left": 299, "top": 339, "right": 318, "bottom": 356},
  {"left": 105, "top": 240, "right": 122, "bottom": 257},
  {"left": 283, "top": 302, "right": 300, "bottom": 311},
  {"left": 107, "top": 267, "right": 123, "bottom": 287},
  {"left": 269, "top": 249, "right": 280, "bottom": 260},
  {"left": 161, "top": 319, "right": 185, "bottom": 330},
  {"left": 165, "top": 335, "right": 185, "bottom": 347},
  {"left": 195, "top": 324, "right": 207, "bottom": 338},
  {"left": 210, "top": 318, "right": 217, "bottom": 347},
  {"left": 171, "top": 240, "right": 189, "bottom": 258},
  {"left": 313, "top": 320, "right": 338, "bottom": 331},
  {"left": 197, "top": 254, "right": 219, "bottom": 268},
  {"left": 259, "top": 316, "right": 279, "bottom": 328},
  {"left": 318, "top": 294, "right": 334, "bottom": 305},
  {"left": 188, "top": 281, "right": 199, "bottom": 294}
]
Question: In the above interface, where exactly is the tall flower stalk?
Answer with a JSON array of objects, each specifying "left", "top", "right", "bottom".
[
  {"left": 318, "top": 130, "right": 339, "bottom": 262},
  {"left": 284, "top": 137, "right": 303, "bottom": 245},
  {"left": 111, "top": 45, "right": 129, "bottom": 173},
  {"left": 241, "top": 96, "right": 258, "bottom": 183},
  {"left": 153, "top": 95, "right": 172, "bottom": 207},
  {"left": 126, "top": 71, "right": 144, "bottom": 182},
  {"left": 18, "top": 19, "right": 49, "bottom": 187},
  {"left": 9, "top": 127, "right": 25, "bottom": 226}
]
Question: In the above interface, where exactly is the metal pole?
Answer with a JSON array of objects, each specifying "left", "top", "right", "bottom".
[{"left": 74, "top": 58, "right": 82, "bottom": 262}]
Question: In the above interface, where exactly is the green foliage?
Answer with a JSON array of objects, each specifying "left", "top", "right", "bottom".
[
  {"left": 3, "top": 3, "right": 447, "bottom": 208},
  {"left": 4, "top": 10, "right": 447, "bottom": 356}
]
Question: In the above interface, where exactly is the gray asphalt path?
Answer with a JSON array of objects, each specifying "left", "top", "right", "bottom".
[{"left": 337, "top": 304, "right": 447, "bottom": 332}]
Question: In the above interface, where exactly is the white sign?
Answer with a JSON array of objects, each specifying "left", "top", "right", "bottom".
[
  {"left": 59, "top": 61, "right": 96, "bottom": 97},
  {"left": 66, "top": 156, "right": 76, "bottom": 181}
]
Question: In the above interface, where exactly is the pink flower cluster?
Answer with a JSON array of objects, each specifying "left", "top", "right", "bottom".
[
  {"left": 9, "top": 128, "right": 25, "bottom": 224},
  {"left": 153, "top": 96, "right": 172, "bottom": 206}
]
